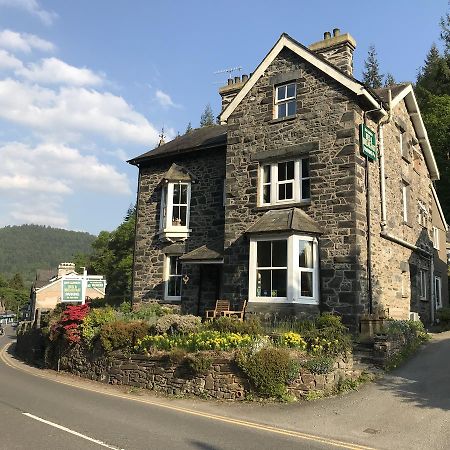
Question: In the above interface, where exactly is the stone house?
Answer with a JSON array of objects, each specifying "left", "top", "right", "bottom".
[
  {"left": 30, "top": 263, "right": 106, "bottom": 325},
  {"left": 129, "top": 30, "right": 448, "bottom": 328}
]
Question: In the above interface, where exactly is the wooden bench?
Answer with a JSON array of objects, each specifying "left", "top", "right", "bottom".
[
  {"left": 221, "top": 300, "right": 247, "bottom": 321},
  {"left": 205, "top": 300, "right": 230, "bottom": 320}
]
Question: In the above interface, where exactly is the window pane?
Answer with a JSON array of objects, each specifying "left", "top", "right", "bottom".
[
  {"left": 279, "top": 183, "right": 286, "bottom": 200},
  {"left": 285, "top": 182, "right": 293, "bottom": 199},
  {"left": 257, "top": 270, "right": 271, "bottom": 297},
  {"left": 168, "top": 276, "right": 181, "bottom": 297},
  {"left": 169, "top": 256, "right": 178, "bottom": 275},
  {"left": 287, "top": 100, "right": 296, "bottom": 116},
  {"left": 257, "top": 241, "right": 271, "bottom": 267},
  {"left": 299, "top": 241, "right": 313, "bottom": 268},
  {"left": 278, "top": 162, "right": 287, "bottom": 181},
  {"left": 302, "top": 159, "right": 310, "bottom": 178},
  {"left": 173, "top": 183, "right": 180, "bottom": 203},
  {"left": 263, "top": 185, "right": 271, "bottom": 203},
  {"left": 272, "top": 240, "right": 287, "bottom": 267},
  {"left": 277, "top": 85, "right": 286, "bottom": 101},
  {"left": 302, "top": 179, "right": 310, "bottom": 200},
  {"left": 278, "top": 103, "right": 286, "bottom": 118},
  {"left": 287, "top": 83, "right": 296, "bottom": 98},
  {"left": 300, "top": 272, "right": 313, "bottom": 297},
  {"left": 179, "top": 206, "right": 187, "bottom": 225},
  {"left": 286, "top": 161, "right": 294, "bottom": 179},
  {"left": 180, "top": 184, "right": 188, "bottom": 204},
  {"left": 272, "top": 269, "right": 287, "bottom": 297},
  {"left": 263, "top": 165, "right": 271, "bottom": 183}
]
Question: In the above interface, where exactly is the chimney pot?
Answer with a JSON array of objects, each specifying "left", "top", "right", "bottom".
[
  {"left": 242, "top": 74, "right": 248, "bottom": 82},
  {"left": 228, "top": 78, "right": 233, "bottom": 85},
  {"left": 333, "top": 28, "right": 340, "bottom": 37},
  {"left": 234, "top": 76, "right": 240, "bottom": 84},
  {"left": 324, "top": 31, "right": 331, "bottom": 39}
]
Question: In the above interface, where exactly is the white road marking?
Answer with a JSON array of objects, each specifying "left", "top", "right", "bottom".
[{"left": 22, "top": 412, "right": 124, "bottom": 450}]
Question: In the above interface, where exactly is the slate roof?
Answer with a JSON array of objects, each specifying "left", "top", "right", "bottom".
[
  {"left": 373, "top": 83, "right": 411, "bottom": 104},
  {"left": 179, "top": 241, "right": 224, "bottom": 262},
  {"left": 128, "top": 125, "right": 227, "bottom": 165},
  {"left": 245, "top": 208, "right": 323, "bottom": 234},
  {"left": 33, "top": 268, "right": 57, "bottom": 289}
]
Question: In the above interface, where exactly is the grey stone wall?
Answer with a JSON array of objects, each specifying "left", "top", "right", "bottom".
[
  {"left": 133, "top": 150, "right": 225, "bottom": 306},
  {"left": 223, "top": 48, "right": 365, "bottom": 325}
]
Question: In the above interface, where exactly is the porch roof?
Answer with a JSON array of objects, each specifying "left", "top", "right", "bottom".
[
  {"left": 245, "top": 208, "right": 323, "bottom": 235},
  {"left": 179, "top": 242, "right": 223, "bottom": 263}
]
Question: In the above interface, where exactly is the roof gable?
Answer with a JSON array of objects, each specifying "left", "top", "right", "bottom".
[{"left": 219, "top": 33, "right": 381, "bottom": 123}]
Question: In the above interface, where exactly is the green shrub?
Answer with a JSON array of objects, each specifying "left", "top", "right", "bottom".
[
  {"left": 302, "top": 355, "right": 335, "bottom": 374},
  {"left": 437, "top": 308, "right": 450, "bottom": 327},
  {"left": 381, "top": 320, "right": 429, "bottom": 344},
  {"left": 81, "top": 307, "right": 117, "bottom": 347},
  {"left": 100, "top": 320, "right": 149, "bottom": 352},
  {"left": 153, "top": 314, "right": 201, "bottom": 335},
  {"left": 206, "top": 316, "right": 263, "bottom": 335},
  {"left": 135, "top": 330, "right": 253, "bottom": 353},
  {"left": 236, "top": 347, "right": 299, "bottom": 398},
  {"left": 120, "top": 302, "right": 172, "bottom": 323},
  {"left": 274, "top": 332, "right": 307, "bottom": 349},
  {"left": 185, "top": 352, "right": 213, "bottom": 374},
  {"left": 166, "top": 348, "right": 187, "bottom": 364}
]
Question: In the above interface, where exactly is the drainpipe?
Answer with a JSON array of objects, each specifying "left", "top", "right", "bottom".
[{"left": 430, "top": 257, "right": 435, "bottom": 324}]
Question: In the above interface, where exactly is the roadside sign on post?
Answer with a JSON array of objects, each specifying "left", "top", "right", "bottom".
[
  {"left": 360, "top": 124, "right": 377, "bottom": 161},
  {"left": 62, "top": 278, "right": 83, "bottom": 302},
  {"left": 87, "top": 279, "right": 106, "bottom": 292}
]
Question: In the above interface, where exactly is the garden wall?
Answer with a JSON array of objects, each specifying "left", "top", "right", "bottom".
[{"left": 45, "top": 344, "right": 360, "bottom": 400}]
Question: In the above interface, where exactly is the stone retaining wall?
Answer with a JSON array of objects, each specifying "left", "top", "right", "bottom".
[
  {"left": 50, "top": 344, "right": 360, "bottom": 400},
  {"left": 373, "top": 333, "right": 409, "bottom": 367}
]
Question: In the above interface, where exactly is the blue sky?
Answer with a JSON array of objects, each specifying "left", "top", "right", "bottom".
[{"left": 0, "top": 0, "right": 447, "bottom": 235}]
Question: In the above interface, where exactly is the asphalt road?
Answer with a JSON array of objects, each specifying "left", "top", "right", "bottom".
[{"left": 1, "top": 327, "right": 450, "bottom": 450}]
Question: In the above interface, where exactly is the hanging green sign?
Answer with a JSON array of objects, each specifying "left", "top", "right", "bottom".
[
  {"left": 62, "top": 279, "right": 83, "bottom": 302},
  {"left": 360, "top": 124, "right": 377, "bottom": 161},
  {"left": 87, "top": 279, "right": 106, "bottom": 291}
]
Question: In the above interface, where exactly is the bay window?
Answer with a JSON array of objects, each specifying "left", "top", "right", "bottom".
[
  {"left": 160, "top": 181, "right": 191, "bottom": 241},
  {"left": 249, "top": 234, "right": 319, "bottom": 304},
  {"left": 260, "top": 158, "right": 310, "bottom": 206}
]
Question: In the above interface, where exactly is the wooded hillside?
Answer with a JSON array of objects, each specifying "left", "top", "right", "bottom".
[{"left": 0, "top": 225, "right": 96, "bottom": 286}]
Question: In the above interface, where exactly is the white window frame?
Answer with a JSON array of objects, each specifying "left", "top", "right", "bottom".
[
  {"left": 249, "top": 234, "right": 319, "bottom": 305},
  {"left": 435, "top": 276, "right": 442, "bottom": 309},
  {"left": 419, "top": 269, "right": 427, "bottom": 300},
  {"left": 274, "top": 82, "right": 296, "bottom": 119},
  {"left": 432, "top": 226, "right": 440, "bottom": 250},
  {"left": 402, "top": 181, "right": 410, "bottom": 223},
  {"left": 164, "top": 255, "right": 182, "bottom": 301},
  {"left": 259, "top": 158, "right": 310, "bottom": 206},
  {"left": 159, "top": 181, "right": 191, "bottom": 241}
]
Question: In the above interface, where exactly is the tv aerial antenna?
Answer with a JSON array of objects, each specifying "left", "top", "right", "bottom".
[{"left": 213, "top": 66, "right": 243, "bottom": 85}]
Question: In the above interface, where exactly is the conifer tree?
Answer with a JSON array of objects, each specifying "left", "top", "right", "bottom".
[
  {"left": 200, "top": 104, "right": 215, "bottom": 127},
  {"left": 185, "top": 122, "right": 193, "bottom": 133},
  {"left": 362, "top": 45, "right": 384, "bottom": 89},
  {"left": 384, "top": 73, "right": 396, "bottom": 87}
]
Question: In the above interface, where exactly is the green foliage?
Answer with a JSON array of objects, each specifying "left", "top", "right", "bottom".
[
  {"left": 0, "top": 224, "right": 95, "bottom": 286},
  {"left": 236, "top": 347, "right": 299, "bottom": 398},
  {"left": 153, "top": 314, "right": 201, "bottom": 335},
  {"left": 301, "top": 355, "right": 334, "bottom": 374},
  {"left": 437, "top": 307, "right": 450, "bottom": 328},
  {"left": 100, "top": 320, "right": 149, "bottom": 352},
  {"left": 384, "top": 73, "right": 396, "bottom": 87},
  {"left": 0, "top": 285, "right": 28, "bottom": 313},
  {"left": 123, "top": 303, "right": 172, "bottom": 322},
  {"left": 362, "top": 45, "right": 384, "bottom": 88},
  {"left": 381, "top": 319, "right": 429, "bottom": 344},
  {"left": 185, "top": 352, "right": 213, "bottom": 374},
  {"left": 81, "top": 307, "right": 117, "bottom": 346},
  {"left": 206, "top": 316, "right": 263, "bottom": 335},
  {"left": 274, "top": 332, "right": 307, "bottom": 350},
  {"left": 136, "top": 331, "right": 253, "bottom": 353},
  {"left": 200, "top": 103, "right": 215, "bottom": 127},
  {"left": 185, "top": 122, "right": 193, "bottom": 133}
]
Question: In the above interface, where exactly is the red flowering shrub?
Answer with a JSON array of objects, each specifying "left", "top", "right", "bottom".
[{"left": 50, "top": 304, "right": 90, "bottom": 344}]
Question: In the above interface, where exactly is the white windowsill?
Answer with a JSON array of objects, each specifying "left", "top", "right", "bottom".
[
  {"left": 159, "top": 226, "right": 191, "bottom": 242},
  {"left": 249, "top": 298, "right": 319, "bottom": 305}
]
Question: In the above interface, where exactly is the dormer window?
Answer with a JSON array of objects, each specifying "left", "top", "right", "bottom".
[
  {"left": 275, "top": 82, "right": 296, "bottom": 119},
  {"left": 158, "top": 163, "right": 193, "bottom": 242}
]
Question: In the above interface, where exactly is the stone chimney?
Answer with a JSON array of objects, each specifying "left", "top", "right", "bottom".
[
  {"left": 58, "top": 262, "right": 76, "bottom": 278},
  {"left": 218, "top": 74, "right": 250, "bottom": 111},
  {"left": 309, "top": 28, "right": 356, "bottom": 76}
]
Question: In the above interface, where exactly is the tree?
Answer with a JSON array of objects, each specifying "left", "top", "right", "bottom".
[
  {"left": 440, "top": 12, "right": 450, "bottom": 54},
  {"left": 200, "top": 104, "right": 215, "bottom": 127},
  {"left": 384, "top": 73, "right": 396, "bottom": 87},
  {"left": 362, "top": 45, "right": 384, "bottom": 89},
  {"left": 9, "top": 273, "right": 24, "bottom": 290},
  {"left": 416, "top": 44, "right": 450, "bottom": 96},
  {"left": 185, "top": 122, "right": 193, "bottom": 134}
]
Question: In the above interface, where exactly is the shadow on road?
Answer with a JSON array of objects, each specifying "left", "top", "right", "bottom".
[{"left": 374, "top": 334, "right": 450, "bottom": 412}]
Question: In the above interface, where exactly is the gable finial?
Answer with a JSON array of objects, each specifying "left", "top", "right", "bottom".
[{"left": 158, "top": 127, "right": 166, "bottom": 147}]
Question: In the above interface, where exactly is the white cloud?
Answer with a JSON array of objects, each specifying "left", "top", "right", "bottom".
[
  {"left": 0, "top": 0, "right": 57, "bottom": 26},
  {"left": 18, "top": 57, "right": 104, "bottom": 86},
  {"left": 0, "top": 141, "right": 131, "bottom": 195},
  {"left": 0, "top": 29, "right": 55, "bottom": 53},
  {"left": 0, "top": 49, "right": 23, "bottom": 70},
  {"left": 155, "top": 89, "right": 180, "bottom": 108},
  {"left": 9, "top": 197, "right": 69, "bottom": 228},
  {"left": 0, "top": 79, "right": 160, "bottom": 145}
]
